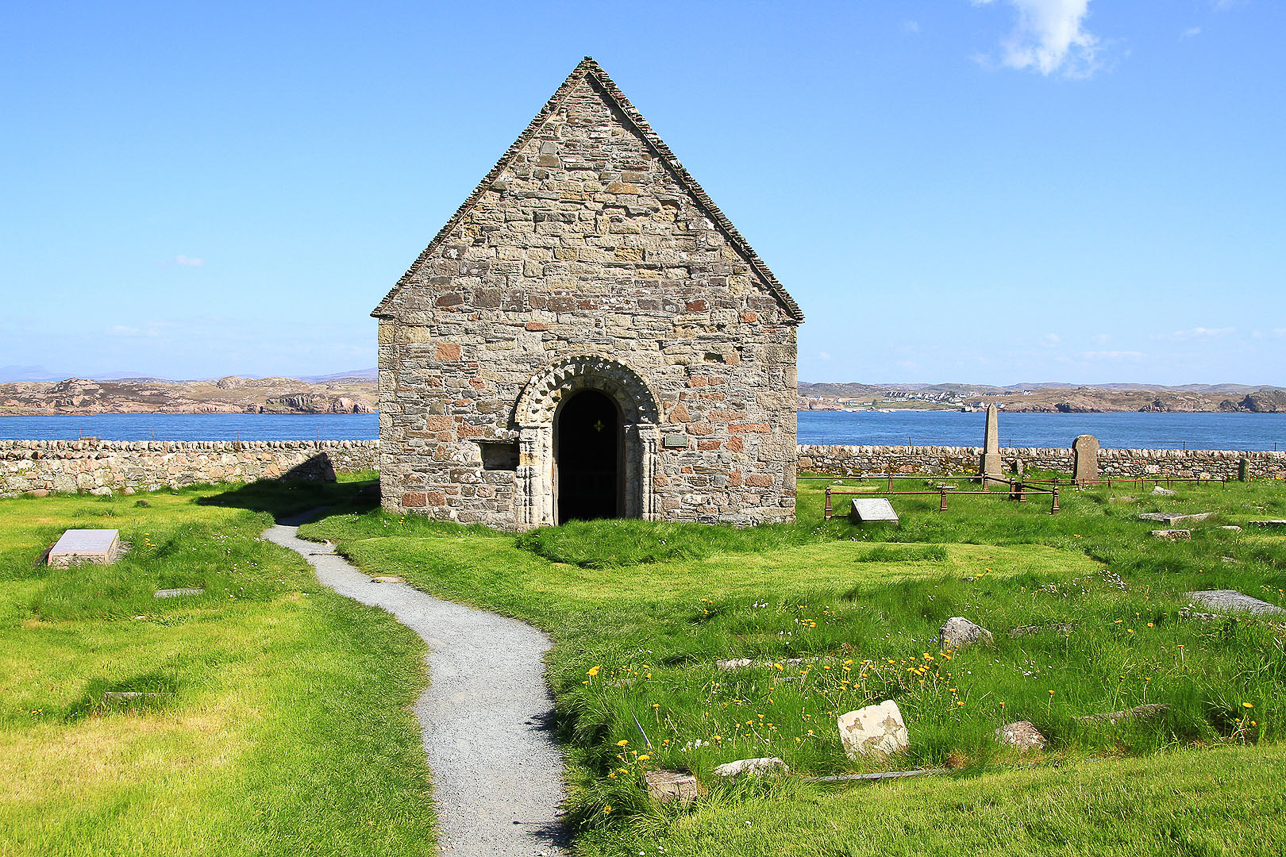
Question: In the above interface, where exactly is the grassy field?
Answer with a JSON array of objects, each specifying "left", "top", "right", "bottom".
[
  {"left": 0, "top": 476, "right": 437, "bottom": 857},
  {"left": 300, "top": 475, "right": 1286, "bottom": 856}
]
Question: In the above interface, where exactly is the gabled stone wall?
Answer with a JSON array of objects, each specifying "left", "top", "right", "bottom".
[{"left": 374, "top": 61, "right": 800, "bottom": 529}]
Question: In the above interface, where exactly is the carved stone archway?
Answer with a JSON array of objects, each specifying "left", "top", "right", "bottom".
[{"left": 513, "top": 354, "right": 661, "bottom": 528}]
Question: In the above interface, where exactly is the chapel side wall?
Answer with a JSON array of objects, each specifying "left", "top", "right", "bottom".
[{"left": 376, "top": 76, "right": 800, "bottom": 528}]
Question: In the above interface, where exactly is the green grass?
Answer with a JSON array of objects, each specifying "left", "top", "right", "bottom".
[
  {"left": 300, "top": 476, "right": 1286, "bottom": 856},
  {"left": 0, "top": 476, "right": 436, "bottom": 856}
]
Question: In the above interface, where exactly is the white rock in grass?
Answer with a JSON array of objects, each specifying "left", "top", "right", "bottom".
[
  {"left": 713, "top": 757, "right": 790, "bottom": 778},
  {"left": 995, "top": 721, "right": 1047, "bottom": 751},
  {"left": 1151, "top": 486, "right": 1177, "bottom": 496},
  {"left": 838, "top": 700, "right": 909, "bottom": 759},
  {"left": 939, "top": 617, "right": 993, "bottom": 650}
]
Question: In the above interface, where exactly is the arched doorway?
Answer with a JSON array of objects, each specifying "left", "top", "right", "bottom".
[
  {"left": 555, "top": 389, "right": 620, "bottom": 522},
  {"left": 513, "top": 354, "right": 661, "bottom": 529}
]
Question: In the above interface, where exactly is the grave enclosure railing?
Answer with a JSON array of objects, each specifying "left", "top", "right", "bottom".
[
  {"left": 805, "top": 473, "right": 1230, "bottom": 522},
  {"left": 802, "top": 475, "right": 1060, "bottom": 521}
]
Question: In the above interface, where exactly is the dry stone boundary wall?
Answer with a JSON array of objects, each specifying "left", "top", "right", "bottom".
[
  {"left": 4, "top": 440, "right": 1283, "bottom": 498},
  {"left": 798, "top": 445, "right": 1286, "bottom": 481},
  {"left": 0, "top": 440, "right": 378, "bottom": 497}
]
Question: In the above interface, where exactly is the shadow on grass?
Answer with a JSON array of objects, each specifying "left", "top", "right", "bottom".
[{"left": 197, "top": 463, "right": 380, "bottom": 523}]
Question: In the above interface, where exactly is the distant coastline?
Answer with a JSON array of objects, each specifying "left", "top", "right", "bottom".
[{"left": 3, "top": 375, "right": 1285, "bottom": 417}]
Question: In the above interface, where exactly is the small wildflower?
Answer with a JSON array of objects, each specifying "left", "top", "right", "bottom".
[{"left": 617, "top": 739, "right": 629, "bottom": 747}]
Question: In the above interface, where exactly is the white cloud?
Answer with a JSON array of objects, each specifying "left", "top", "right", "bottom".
[
  {"left": 1181, "top": 26, "right": 1202, "bottom": 39},
  {"left": 903, "top": 20, "right": 921, "bottom": 34},
  {"left": 1040, "top": 332, "right": 1060, "bottom": 347},
  {"left": 159, "top": 254, "right": 205, "bottom": 268},
  {"left": 1272, "top": 329, "right": 1286, "bottom": 339},
  {"left": 973, "top": 0, "right": 1101, "bottom": 78},
  {"left": 1092, "top": 333, "right": 1110, "bottom": 344},
  {"left": 1151, "top": 326, "right": 1235, "bottom": 342},
  {"left": 1080, "top": 350, "right": 1144, "bottom": 361},
  {"left": 817, "top": 351, "right": 832, "bottom": 361}
]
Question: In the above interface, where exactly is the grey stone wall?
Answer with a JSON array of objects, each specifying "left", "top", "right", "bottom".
[
  {"left": 0, "top": 440, "right": 377, "bottom": 497},
  {"left": 374, "top": 61, "right": 800, "bottom": 529},
  {"left": 798, "top": 445, "right": 1286, "bottom": 481}
]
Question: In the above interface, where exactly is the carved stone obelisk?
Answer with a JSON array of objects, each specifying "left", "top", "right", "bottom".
[{"left": 980, "top": 405, "right": 1003, "bottom": 487}]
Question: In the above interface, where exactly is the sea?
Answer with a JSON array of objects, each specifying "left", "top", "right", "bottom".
[{"left": 1, "top": 410, "right": 1284, "bottom": 451}]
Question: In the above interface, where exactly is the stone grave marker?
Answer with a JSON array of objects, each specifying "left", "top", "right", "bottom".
[
  {"left": 154, "top": 587, "right": 204, "bottom": 599},
  {"left": 1186, "top": 590, "right": 1285, "bottom": 616},
  {"left": 48, "top": 529, "right": 120, "bottom": 567},
  {"left": 1072, "top": 435, "right": 1099, "bottom": 485},
  {"left": 980, "top": 405, "right": 1003, "bottom": 486},
  {"left": 1138, "top": 512, "right": 1211, "bottom": 525},
  {"left": 849, "top": 498, "right": 899, "bottom": 524}
]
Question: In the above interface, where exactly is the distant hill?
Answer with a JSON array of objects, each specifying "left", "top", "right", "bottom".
[
  {"left": 0, "top": 376, "right": 377, "bottom": 416},
  {"left": 798, "top": 382, "right": 1286, "bottom": 414}
]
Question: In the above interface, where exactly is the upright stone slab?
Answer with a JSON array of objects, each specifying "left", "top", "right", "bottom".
[
  {"left": 1072, "top": 434, "right": 1099, "bottom": 485},
  {"left": 979, "top": 404, "right": 1003, "bottom": 486},
  {"left": 47, "top": 529, "right": 120, "bottom": 567}
]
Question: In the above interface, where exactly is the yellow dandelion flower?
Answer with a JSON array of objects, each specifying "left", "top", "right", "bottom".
[
  {"left": 587, "top": 666, "right": 600, "bottom": 677},
  {"left": 616, "top": 739, "right": 629, "bottom": 746}
]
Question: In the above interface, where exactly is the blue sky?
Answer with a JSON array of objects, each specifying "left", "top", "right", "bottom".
[{"left": 1, "top": 1, "right": 1282, "bottom": 385}]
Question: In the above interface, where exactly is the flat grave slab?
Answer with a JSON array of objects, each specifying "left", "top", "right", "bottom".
[
  {"left": 154, "top": 587, "right": 204, "bottom": 599},
  {"left": 48, "top": 529, "right": 120, "bottom": 567},
  {"left": 1138, "top": 512, "right": 1212, "bottom": 525},
  {"left": 1186, "top": 590, "right": 1285, "bottom": 616},
  {"left": 850, "top": 498, "right": 899, "bottom": 523},
  {"left": 1249, "top": 520, "right": 1286, "bottom": 529}
]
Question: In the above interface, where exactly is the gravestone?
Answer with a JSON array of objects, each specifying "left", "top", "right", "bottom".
[
  {"left": 849, "top": 498, "right": 899, "bottom": 524},
  {"left": 154, "top": 587, "right": 204, "bottom": 599},
  {"left": 1072, "top": 435, "right": 1099, "bottom": 485},
  {"left": 48, "top": 529, "right": 120, "bottom": 567},
  {"left": 1186, "top": 590, "right": 1285, "bottom": 616},
  {"left": 979, "top": 405, "right": 1003, "bottom": 486},
  {"left": 1137, "top": 512, "right": 1211, "bottom": 525}
]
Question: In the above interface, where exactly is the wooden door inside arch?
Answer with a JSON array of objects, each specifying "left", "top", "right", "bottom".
[{"left": 555, "top": 389, "right": 621, "bottom": 523}]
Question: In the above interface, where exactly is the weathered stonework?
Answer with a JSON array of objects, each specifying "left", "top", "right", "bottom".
[
  {"left": 798, "top": 445, "right": 1286, "bottom": 481},
  {"left": 0, "top": 440, "right": 376, "bottom": 497},
  {"left": 373, "top": 58, "right": 803, "bottom": 529}
]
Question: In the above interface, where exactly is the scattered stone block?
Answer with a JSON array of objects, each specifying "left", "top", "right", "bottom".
[
  {"left": 1250, "top": 520, "right": 1286, "bottom": 529},
  {"left": 1076, "top": 703, "right": 1169, "bottom": 726},
  {"left": 712, "top": 757, "right": 790, "bottom": 778},
  {"left": 1109, "top": 496, "right": 1138, "bottom": 503},
  {"left": 837, "top": 700, "right": 909, "bottom": 759},
  {"left": 1072, "top": 435, "right": 1099, "bottom": 485},
  {"left": 1220, "top": 526, "right": 1242, "bottom": 532},
  {"left": 154, "top": 587, "right": 204, "bottom": 599},
  {"left": 1151, "top": 486, "right": 1177, "bottom": 496},
  {"left": 644, "top": 769, "right": 698, "bottom": 803},
  {"left": 134, "top": 499, "right": 150, "bottom": 507},
  {"left": 1138, "top": 512, "right": 1212, "bottom": 525},
  {"left": 939, "top": 617, "right": 993, "bottom": 650},
  {"left": 995, "top": 721, "right": 1046, "bottom": 751},
  {"left": 48, "top": 529, "right": 120, "bottom": 567},
  {"left": 849, "top": 498, "right": 899, "bottom": 524},
  {"left": 715, "top": 658, "right": 754, "bottom": 671},
  {"left": 1149, "top": 529, "right": 1191, "bottom": 541},
  {"left": 1185, "top": 590, "right": 1285, "bottom": 616}
]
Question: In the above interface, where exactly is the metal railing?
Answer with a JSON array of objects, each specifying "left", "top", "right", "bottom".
[{"left": 808, "top": 474, "right": 1060, "bottom": 520}]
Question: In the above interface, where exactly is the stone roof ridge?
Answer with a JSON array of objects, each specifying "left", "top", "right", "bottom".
[{"left": 372, "top": 57, "right": 804, "bottom": 322}]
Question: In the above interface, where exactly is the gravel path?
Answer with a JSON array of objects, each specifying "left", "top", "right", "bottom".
[{"left": 265, "top": 515, "right": 567, "bottom": 857}]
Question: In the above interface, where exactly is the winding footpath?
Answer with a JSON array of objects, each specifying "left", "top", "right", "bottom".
[{"left": 265, "top": 514, "right": 567, "bottom": 857}]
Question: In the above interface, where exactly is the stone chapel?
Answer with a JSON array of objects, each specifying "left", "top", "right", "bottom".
[{"left": 372, "top": 58, "right": 804, "bottom": 529}]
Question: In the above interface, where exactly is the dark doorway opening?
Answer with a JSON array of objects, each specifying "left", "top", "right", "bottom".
[{"left": 556, "top": 389, "right": 620, "bottom": 523}]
